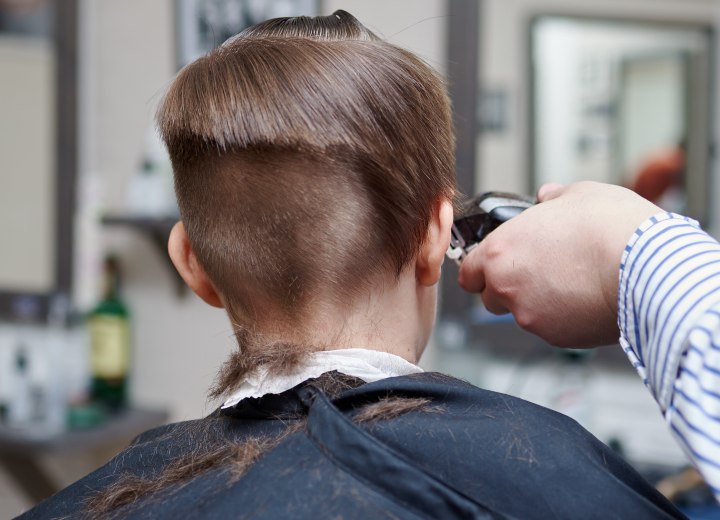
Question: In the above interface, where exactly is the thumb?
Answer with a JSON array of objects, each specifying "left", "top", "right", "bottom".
[{"left": 537, "top": 183, "right": 565, "bottom": 203}]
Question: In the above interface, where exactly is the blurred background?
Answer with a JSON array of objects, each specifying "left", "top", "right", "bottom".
[{"left": 1, "top": 0, "right": 719, "bottom": 516}]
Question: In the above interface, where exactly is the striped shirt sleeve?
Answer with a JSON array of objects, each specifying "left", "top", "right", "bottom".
[{"left": 618, "top": 212, "right": 720, "bottom": 500}]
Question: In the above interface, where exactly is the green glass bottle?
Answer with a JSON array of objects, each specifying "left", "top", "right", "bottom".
[{"left": 88, "top": 255, "right": 130, "bottom": 411}]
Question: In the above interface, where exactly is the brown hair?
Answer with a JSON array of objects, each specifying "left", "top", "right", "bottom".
[
  {"left": 87, "top": 11, "right": 454, "bottom": 516},
  {"left": 157, "top": 10, "right": 455, "bottom": 360}
]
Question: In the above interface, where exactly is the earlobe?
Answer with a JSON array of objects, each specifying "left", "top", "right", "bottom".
[
  {"left": 168, "top": 222, "right": 224, "bottom": 308},
  {"left": 417, "top": 199, "right": 454, "bottom": 286}
]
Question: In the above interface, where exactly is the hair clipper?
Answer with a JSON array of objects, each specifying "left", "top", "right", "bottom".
[{"left": 447, "top": 192, "right": 535, "bottom": 264}]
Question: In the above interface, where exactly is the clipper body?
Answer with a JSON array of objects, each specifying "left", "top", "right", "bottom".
[{"left": 447, "top": 192, "right": 535, "bottom": 264}]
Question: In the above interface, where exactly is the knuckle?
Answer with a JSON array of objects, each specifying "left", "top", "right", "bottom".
[
  {"left": 481, "top": 236, "right": 505, "bottom": 261},
  {"left": 514, "top": 308, "right": 536, "bottom": 331},
  {"left": 480, "top": 286, "right": 510, "bottom": 316}
]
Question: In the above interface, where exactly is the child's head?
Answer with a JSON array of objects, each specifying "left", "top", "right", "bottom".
[{"left": 159, "top": 11, "right": 455, "bottom": 356}]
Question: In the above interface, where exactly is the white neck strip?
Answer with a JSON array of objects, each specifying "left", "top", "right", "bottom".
[{"left": 221, "top": 348, "right": 423, "bottom": 409}]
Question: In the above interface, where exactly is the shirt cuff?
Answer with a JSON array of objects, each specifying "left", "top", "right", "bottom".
[{"left": 617, "top": 212, "right": 720, "bottom": 412}]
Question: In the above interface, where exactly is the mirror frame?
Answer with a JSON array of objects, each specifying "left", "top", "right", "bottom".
[{"left": 0, "top": 0, "right": 78, "bottom": 320}]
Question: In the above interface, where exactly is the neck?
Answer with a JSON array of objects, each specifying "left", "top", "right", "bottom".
[{"left": 233, "top": 269, "right": 435, "bottom": 365}]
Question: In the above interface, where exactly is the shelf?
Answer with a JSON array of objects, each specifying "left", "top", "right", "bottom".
[
  {"left": 0, "top": 408, "right": 168, "bottom": 503},
  {"left": 101, "top": 215, "right": 185, "bottom": 295}
]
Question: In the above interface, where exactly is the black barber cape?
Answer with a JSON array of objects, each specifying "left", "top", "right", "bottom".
[{"left": 19, "top": 372, "right": 684, "bottom": 519}]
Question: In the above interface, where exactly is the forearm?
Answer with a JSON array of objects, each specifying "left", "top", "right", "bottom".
[{"left": 619, "top": 212, "right": 720, "bottom": 498}]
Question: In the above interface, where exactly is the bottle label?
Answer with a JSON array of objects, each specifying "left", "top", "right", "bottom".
[{"left": 89, "top": 315, "right": 129, "bottom": 378}]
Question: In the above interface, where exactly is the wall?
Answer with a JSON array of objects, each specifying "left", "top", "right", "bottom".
[
  {"left": 77, "top": 0, "right": 225, "bottom": 424},
  {"left": 324, "top": 0, "right": 446, "bottom": 74}
]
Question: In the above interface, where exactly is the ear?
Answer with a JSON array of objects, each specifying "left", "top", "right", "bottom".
[
  {"left": 168, "top": 221, "right": 224, "bottom": 308},
  {"left": 416, "top": 198, "right": 454, "bottom": 286}
]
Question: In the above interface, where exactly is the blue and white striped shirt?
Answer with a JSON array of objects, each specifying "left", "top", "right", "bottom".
[{"left": 619, "top": 212, "right": 720, "bottom": 500}]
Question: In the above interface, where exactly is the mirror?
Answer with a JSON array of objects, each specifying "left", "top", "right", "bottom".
[
  {"left": 0, "top": 0, "right": 76, "bottom": 319},
  {"left": 531, "top": 17, "right": 713, "bottom": 222}
]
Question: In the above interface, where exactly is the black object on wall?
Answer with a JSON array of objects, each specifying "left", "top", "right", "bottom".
[
  {"left": 55, "top": 0, "right": 78, "bottom": 298},
  {"left": 440, "top": 0, "right": 480, "bottom": 321}
]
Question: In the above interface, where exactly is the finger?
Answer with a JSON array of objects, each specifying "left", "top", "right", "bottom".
[
  {"left": 458, "top": 246, "right": 485, "bottom": 293},
  {"left": 537, "top": 183, "right": 565, "bottom": 202},
  {"left": 479, "top": 289, "right": 510, "bottom": 315}
]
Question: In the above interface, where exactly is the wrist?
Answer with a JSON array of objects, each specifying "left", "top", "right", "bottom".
[
  {"left": 617, "top": 212, "right": 700, "bottom": 332},
  {"left": 603, "top": 209, "right": 663, "bottom": 316}
]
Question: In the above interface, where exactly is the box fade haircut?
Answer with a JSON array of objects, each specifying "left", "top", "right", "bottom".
[{"left": 157, "top": 10, "right": 456, "bottom": 329}]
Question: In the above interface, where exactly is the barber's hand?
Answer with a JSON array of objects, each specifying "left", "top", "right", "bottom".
[{"left": 458, "top": 181, "right": 661, "bottom": 347}]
